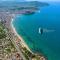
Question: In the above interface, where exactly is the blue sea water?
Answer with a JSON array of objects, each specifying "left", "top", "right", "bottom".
[{"left": 12, "top": 2, "right": 60, "bottom": 60}]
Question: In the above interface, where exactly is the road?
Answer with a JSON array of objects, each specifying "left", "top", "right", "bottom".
[{"left": 10, "top": 33, "right": 27, "bottom": 60}]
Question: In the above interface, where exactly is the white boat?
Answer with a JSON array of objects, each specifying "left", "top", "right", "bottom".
[
  {"left": 39, "top": 28, "right": 43, "bottom": 35},
  {"left": 39, "top": 27, "right": 55, "bottom": 34}
]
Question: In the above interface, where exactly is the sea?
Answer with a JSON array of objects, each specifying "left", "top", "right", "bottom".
[{"left": 12, "top": 2, "right": 60, "bottom": 60}]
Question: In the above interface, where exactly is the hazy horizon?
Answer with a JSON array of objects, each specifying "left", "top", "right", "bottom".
[{"left": 0, "top": 0, "right": 60, "bottom": 2}]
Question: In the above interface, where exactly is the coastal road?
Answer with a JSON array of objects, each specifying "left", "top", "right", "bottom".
[{"left": 11, "top": 35, "right": 26, "bottom": 60}]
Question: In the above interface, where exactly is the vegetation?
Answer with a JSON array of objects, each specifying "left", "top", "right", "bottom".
[
  {"left": 0, "top": 22, "right": 16, "bottom": 54},
  {"left": 0, "top": 23, "right": 6, "bottom": 39},
  {"left": 5, "top": 48, "right": 11, "bottom": 53},
  {"left": 22, "top": 47, "right": 41, "bottom": 60}
]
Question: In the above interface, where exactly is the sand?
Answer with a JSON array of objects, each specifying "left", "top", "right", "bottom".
[{"left": 11, "top": 18, "right": 33, "bottom": 54}]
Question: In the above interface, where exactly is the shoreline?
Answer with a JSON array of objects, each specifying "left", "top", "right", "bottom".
[
  {"left": 11, "top": 18, "right": 33, "bottom": 54},
  {"left": 0, "top": 12, "right": 46, "bottom": 60},
  {"left": 11, "top": 17, "right": 46, "bottom": 60}
]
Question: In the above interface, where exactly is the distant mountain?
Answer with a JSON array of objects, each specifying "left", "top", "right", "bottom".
[
  {"left": 0, "top": 1, "right": 49, "bottom": 12},
  {"left": 0, "top": 1, "right": 49, "bottom": 7}
]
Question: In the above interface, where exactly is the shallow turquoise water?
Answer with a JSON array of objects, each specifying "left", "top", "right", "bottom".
[{"left": 13, "top": 2, "right": 60, "bottom": 60}]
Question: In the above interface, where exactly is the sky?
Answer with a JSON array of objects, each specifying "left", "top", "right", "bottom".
[
  {"left": 0, "top": 0, "right": 25, "bottom": 1},
  {"left": 0, "top": 0, "right": 58, "bottom": 1},
  {"left": 26, "top": 0, "right": 60, "bottom": 2}
]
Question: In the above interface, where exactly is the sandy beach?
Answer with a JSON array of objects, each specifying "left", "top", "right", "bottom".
[{"left": 11, "top": 18, "right": 33, "bottom": 54}]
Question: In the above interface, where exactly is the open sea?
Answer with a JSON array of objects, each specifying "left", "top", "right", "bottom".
[{"left": 12, "top": 2, "right": 60, "bottom": 60}]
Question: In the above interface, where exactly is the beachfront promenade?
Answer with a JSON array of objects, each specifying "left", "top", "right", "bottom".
[{"left": 9, "top": 31, "right": 26, "bottom": 60}]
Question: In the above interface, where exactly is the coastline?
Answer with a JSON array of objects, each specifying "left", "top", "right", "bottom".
[
  {"left": 11, "top": 18, "right": 33, "bottom": 54},
  {"left": 11, "top": 17, "right": 46, "bottom": 60},
  {"left": 0, "top": 12, "right": 46, "bottom": 60}
]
